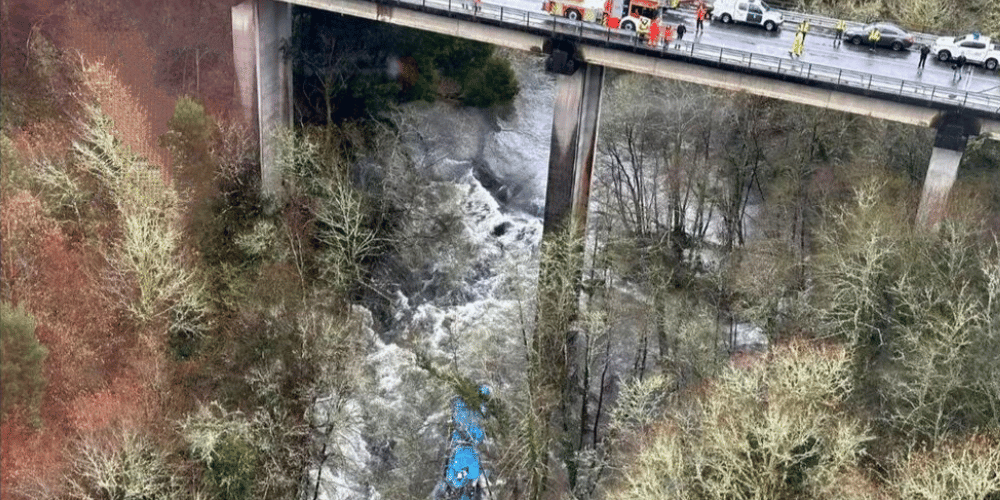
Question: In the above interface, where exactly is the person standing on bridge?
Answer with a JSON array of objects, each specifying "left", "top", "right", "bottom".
[
  {"left": 696, "top": 4, "right": 706, "bottom": 35},
  {"left": 649, "top": 20, "right": 661, "bottom": 47},
  {"left": 954, "top": 54, "right": 966, "bottom": 81},
  {"left": 918, "top": 44, "right": 930, "bottom": 72},
  {"left": 474, "top": 0, "right": 481, "bottom": 14},
  {"left": 868, "top": 26, "right": 881, "bottom": 52},
  {"left": 676, "top": 22, "right": 687, "bottom": 48},
  {"left": 790, "top": 29, "right": 805, "bottom": 58},
  {"left": 834, "top": 19, "right": 846, "bottom": 47},
  {"left": 797, "top": 19, "right": 810, "bottom": 40}
]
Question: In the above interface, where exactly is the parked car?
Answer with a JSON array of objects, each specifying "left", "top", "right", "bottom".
[
  {"left": 845, "top": 22, "right": 915, "bottom": 51},
  {"left": 931, "top": 34, "right": 1000, "bottom": 71}
]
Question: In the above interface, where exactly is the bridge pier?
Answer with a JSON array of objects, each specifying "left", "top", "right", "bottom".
[
  {"left": 916, "top": 119, "right": 974, "bottom": 228},
  {"left": 531, "top": 60, "right": 605, "bottom": 497},
  {"left": 232, "top": 0, "right": 293, "bottom": 198},
  {"left": 542, "top": 61, "right": 605, "bottom": 234}
]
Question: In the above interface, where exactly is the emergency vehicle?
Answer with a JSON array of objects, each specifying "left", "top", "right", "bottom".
[
  {"left": 932, "top": 34, "right": 1000, "bottom": 71},
  {"left": 541, "top": 0, "right": 608, "bottom": 23},
  {"left": 542, "top": 0, "right": 709, "bottom": 37},
  {"left": 713, "top": 0, "right": 782, "bottom": 31},
  {"left": 542, "top": 0, "right": 661, "bottom": 32},
  {"left": 614, "top": 0, "right": 662, "bottom": 31}
]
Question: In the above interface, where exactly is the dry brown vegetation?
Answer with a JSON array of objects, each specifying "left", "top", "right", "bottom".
[{"left": 1, "top": 0, "right": 240, "bottom": 497}]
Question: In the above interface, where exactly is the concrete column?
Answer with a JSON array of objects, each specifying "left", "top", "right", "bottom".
[
  {"left": 542, "top": 63, "right": 605, "bottom": 235},
  {"left": 232, "top": 0, "right": 293, "bottom": 198},
  {"left": 534, "top": 65, "right": 605, "bottom": 488},
  {"left": 232, "top": 2, "right": 258, "bottom": 127},
  {"left": 916, "top": 125, "right": 967, "bottom": 228},
  {"left": 257, "top": 0, "right": 293, "bottom": 198}
]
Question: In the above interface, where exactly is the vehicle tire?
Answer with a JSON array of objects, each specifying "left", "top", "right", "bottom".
[
  {"left": 986, "top": 58, "right": 998, "bottom": 71},
  {"left": 850, "top": 35, "right": 863, "bottom": 45},
  {"left": 937, "top": 50, "right": 951, "bottom": 61},
  {"left": 764, "top": 20, "right": 777, "bottom": 31},
  {"left": 720, "top": 13, "right": 732, "bottom": 23},
  {"left": 890, "top": 41, "right": 903, "bottom": 51},
  {"left": 621, "top": 19, "right": 636, "bottom": 30},
  {"left": 566, "top": 9, "right": 581, "bottom": 20}
]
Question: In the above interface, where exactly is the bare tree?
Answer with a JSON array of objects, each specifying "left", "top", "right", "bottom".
[
  {"left": 812, "top": 179, "right": 1000, "bottom": 441},
  {"left": 892, "top": 433, "right": 1000, "bottom": 500},
  {"left": 605, "top": 341, "right": 873, "bottom": 500},
  {"left": 66, "top": 429, "right": 180, "bottom": 500}
]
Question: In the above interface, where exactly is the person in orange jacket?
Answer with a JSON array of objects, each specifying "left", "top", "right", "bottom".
[{"left": 696, "top": 3, "right": 706, "bottom": 35}]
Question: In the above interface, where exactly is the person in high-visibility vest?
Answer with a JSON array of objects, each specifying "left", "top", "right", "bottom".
[
  {"left": 797, "top": 20, "right": 810, "bottom": 40},
  {"left": 790, "top": 30, "right": 805, "bottom": 57},
  {"left": 696, "top": 4, "right": 706, "bottom": 34},
  {"left": 637, "top": 15, "right": 652, "bottom": 37},
  {"left": 834, "top": 19, "right": 846, "bottom": 47},
  {"left": 671, "top": 0, "right": 680, "bottom": 8},
  {"left": 868, "top": 27, "right": 881, "bottom": 51}
]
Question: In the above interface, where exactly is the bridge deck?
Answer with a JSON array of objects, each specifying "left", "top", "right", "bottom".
[{"left": 285, "top": 0, "right": 1000, "bottom": 135}]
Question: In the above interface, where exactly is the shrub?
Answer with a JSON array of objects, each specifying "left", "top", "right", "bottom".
[
  {"left": 66, "top": 429, "right": 180, "bottom": 500},
  {"left": 75, "top": 103, "right": 210, "bottom": 332},
  {"left": 422, "top": 35, "right": 493, "bottom": 82},
  {"left": 607, "top": 341, "right": 871, "bottom": 500},
  {"left": 893, "top": 433, "right": 1000, "bottom": 500},
  {"left": 159, "top": 96, "right": 216, "bottom": 169},
  {"left": 462, "top": 57, "right": 519, "bottom": 108},
  {"left": 1, "top": 133, "right": 31, "bottom": 196},
  {"left": 812, "top": 179, "right": 1000, "bottom": 441},
  {"left": 275, "top": 128, "right": 383, "bottom": 294},
  {"left": 167, "top": 283, "right": 212, "bottom": 360},
  {"left": 0, "top": 301, "right": 48, "bottom": 427},
  {"left": 30, "top": 155, "right": 89, "bottom": 222},
  {"left": 181, "top": 402, "right": 259, "bottom": 500}
]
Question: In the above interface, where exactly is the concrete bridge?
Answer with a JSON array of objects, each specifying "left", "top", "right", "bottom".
[{"left": 232, "top": 0, "right": 1000, "bottom": 228}]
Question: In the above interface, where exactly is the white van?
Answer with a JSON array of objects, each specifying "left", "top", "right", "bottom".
[{"left": 713, "top": 0, "right": 783, "bottom": 31}]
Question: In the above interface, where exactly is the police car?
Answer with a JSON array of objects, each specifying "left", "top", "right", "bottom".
[
  {"left": 931, "top": 33, "right": 1000, "bottom": 71},
  {"left": 712, "top": 0, "right": 783, "bottom": 32}
]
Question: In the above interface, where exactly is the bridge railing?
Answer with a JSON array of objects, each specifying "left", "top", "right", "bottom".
[{"left": 379, "top": 0, "right": 1000, "bottom": 117}]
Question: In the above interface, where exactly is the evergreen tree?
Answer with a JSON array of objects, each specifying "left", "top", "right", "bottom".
[{"left": 1, "top": 301, "right": 48, "bottom": 427}]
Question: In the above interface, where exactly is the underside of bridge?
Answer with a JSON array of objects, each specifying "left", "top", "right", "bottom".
[{"left": 916, "top": 114, "right": 981, "bottom": 228}]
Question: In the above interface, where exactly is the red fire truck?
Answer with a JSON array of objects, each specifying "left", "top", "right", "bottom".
[
  {"left": 542, "top": 0, "right": 711, "bottom": 31},
  {"left": 541, "top": 0, "right": 608, "bottom": 23}
]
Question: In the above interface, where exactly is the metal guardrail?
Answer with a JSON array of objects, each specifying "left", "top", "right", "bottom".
[{"left": 375, "top": 0, "right": 1000, "bottom": 118}]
